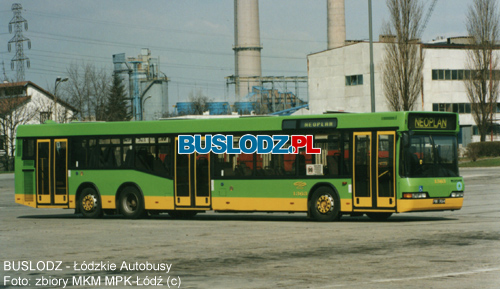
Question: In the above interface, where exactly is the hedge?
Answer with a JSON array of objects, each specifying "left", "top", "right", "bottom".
[{"left": 466, "top": 141, "right": 500, "bottom": 161}]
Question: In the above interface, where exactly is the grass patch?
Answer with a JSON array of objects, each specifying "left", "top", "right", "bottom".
[{"left": 459, "top": 157, "right": 500, "bottom": 168}]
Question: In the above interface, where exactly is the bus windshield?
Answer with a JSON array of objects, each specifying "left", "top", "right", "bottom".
[{"left": 402, "top": 134, "right": 459, "bottom": 178}]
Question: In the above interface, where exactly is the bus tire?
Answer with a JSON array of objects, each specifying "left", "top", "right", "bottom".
[
  {"left": 309, "top": 187, "right": 341, "bottom": 222},
  {"left": 119, "top": 187, "right": 145, "bottom": 219},
  {"left": 366, "top": 212, "right": 392, "bottom": 221},
  {"left": 78, "top": 187, "right": 102, "bottom": 218}
]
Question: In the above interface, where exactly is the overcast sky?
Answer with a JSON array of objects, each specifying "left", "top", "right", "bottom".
[{"left": 0, "top": 0, "right": 473, "bottom": 104}]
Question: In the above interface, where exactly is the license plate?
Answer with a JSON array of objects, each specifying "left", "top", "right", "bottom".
[{"left": 433, "top": 199, "right": 445, "bottom": 204}]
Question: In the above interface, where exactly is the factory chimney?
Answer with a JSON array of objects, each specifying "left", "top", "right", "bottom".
[
  {"left": 327, "top": 0, "right": 346, "bottom": 49},
  {"left": 233, "top": 0, "right": 262, "bottom": 100}
]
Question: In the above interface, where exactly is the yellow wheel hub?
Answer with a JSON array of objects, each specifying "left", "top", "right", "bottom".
[
  {"left": 82, "top": 195, "right": 95, "bottom": 211},
  {"left": 316, "top": 195, "right": 334, "bottom": 214}
]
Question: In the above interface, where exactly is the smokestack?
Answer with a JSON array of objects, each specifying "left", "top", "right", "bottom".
[
  {"left": 327, "top": 0, "right": 346, "bottom": 49},
  {"left": 234, "top": 0, "right": 262, "bottom": 100}
]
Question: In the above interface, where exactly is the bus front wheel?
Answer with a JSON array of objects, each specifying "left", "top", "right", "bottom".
[
  {"left": 309, "top": 187, "right": 341, "bottom": 222},
  {"left": 119, "top": 187, "right": 145, "bottom": 219},
  {"left": 78, "top": 187, "right": 102, "bottom": 218}
]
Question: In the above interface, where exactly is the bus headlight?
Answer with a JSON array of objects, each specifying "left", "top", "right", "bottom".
[
  {"left": 450, "top": 192, "right": 464, "bottom": 198},
  {"left": 403, "top": 192, "right": 427, "bottom": 199}
]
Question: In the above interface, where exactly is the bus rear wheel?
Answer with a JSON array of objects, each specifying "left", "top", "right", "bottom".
[
  {"left": 309, "top": 187, "right": 341, "bottom": 222},
  {"left": 119, "top": 187, "right": 145, "bottom": 219},
  {"left": 78, "top": 187, "right": 102, "bottom": 218},
  {"left": 366, "top": 212, "right": 393, "bottom": 221}
]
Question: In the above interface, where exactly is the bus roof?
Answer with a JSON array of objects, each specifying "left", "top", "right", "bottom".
[{"left": 16, "top": 111, "right": 458, "bottom": 138}]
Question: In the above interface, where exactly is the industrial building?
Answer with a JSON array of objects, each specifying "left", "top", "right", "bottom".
[
  {"left": 113, "top": 49, "right": 170, "bottom": 121},
  {"left": 226, "top": 0, "right": 308, "bottom": 114},
  {"left": 307, "top": 36, "right": 500, "bottom": 145}
]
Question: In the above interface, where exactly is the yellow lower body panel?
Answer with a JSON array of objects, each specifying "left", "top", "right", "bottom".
[
  {"left": 144, "top": 196, "right": 174, "bottom": 210},
  {"left": 397, "top": 198, "right": 463, "bottom": 213},
  {"left": 15, "top": 194, "right": 71, "bottom": 209},
  {"left": 100, "top": 195, "right": 174, "bottom": 210},
  {"left": 101, "top": 195, "right": 115, "bottom": 209},
  {"left": 212, "top": 197, "right": 308, "bottom": 212},
  {"left": 15, "top": 194, "right": 36, "bottom": 208},
  {"left": 18, "top": 194, "right": 175, "bottom": 211}
]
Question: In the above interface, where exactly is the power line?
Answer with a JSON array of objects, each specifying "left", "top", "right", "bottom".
[
  {"left": 26, "top": 9, "right": 326, "bottom": 45},
  {"left": 28, "top": 29, "right": 307, "bottom": 61}
]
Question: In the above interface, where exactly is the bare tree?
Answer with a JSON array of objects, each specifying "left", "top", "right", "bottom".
[
  {"left": 0, "top": 96, "right": 40, "bottom": 171},
  {"left": 64, "top": 62, "right": 111, "bottom": 121},
  {"left": 382, "top": 0, "right": 424, "bottom": 111},
  {"left": 188, "top": 89, "right": 211, "bottom": 115},
  {"left": 464, "top": 0, "right": 500, "bottom": 142}
]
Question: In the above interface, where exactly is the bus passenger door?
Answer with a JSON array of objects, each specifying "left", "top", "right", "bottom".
[
  {"left": 53, "top": 139, "right": 68, "bottom": 204},
  {"left": 36, "top": 139, "right": 69, "bottom": 205},
  {"left": 194, "top": 152, "right": 211, "bottom": 207},
  {"left": 353, "top": 132, "right": 372, "bottom": 207},
  {"left": 36, "top": 140, "right": 51, "bottom": 204},
  {"left": 174, "top": 138, "right": 211, "bottom": 208},
  {"left": 175, "top": 153, "right": 191, "bottom": 206},
  {"left": 376, "top": 132, "right": 396, "bottom": 208}
]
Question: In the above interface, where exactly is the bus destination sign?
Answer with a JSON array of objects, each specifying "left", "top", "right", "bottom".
[
  {"left": 409, "top": 113, "right": 456, "bottom": 131},
  {"left": 300, "top": 119, "right": 337, "bottom": 129},
  {"left": 282, "top": 118, "right": 338, "bottom": 130}
]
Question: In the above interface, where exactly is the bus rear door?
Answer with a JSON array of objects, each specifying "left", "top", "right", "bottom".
[
  {"left": 36, "top": 139, "right": 68, "bottom": 206},
  {"left": 174, "top": 138, "right": 211, "bottom": 209}
]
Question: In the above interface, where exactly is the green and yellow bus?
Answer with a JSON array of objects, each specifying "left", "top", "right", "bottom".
[{"left": 14, "top": 112, "right": 464, "bottom": 221}]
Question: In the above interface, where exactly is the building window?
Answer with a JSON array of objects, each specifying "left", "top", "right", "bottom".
[
  {"left": 472, "top": 125, "right": 500, "bottom": 136},
  {"left": 432, "top": 69, "right": 500, "bottom": 81},
  {"left": 345, "top": 74, "right": 363, "bottom": 86},
  {"left": 0, "top": 135, "right": 5, "bottom": 151},
  {"left": 433, "top": 103, "right": 474, "bottom": 114},
  {"left": 40, "top": 112, "right": 52, "bottom": 124}
]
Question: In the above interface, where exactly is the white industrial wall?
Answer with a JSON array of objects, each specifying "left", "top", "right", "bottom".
[
  {"left": 423, "top": 48, "right": 474, "bottom": 127},
  {"left": 307, "top": 42, "right": 398, "bottom": 114},
  {"left": 307, "top": 42, "right": 500, "bottom": 143}
]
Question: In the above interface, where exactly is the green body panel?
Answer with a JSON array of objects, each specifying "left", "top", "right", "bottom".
[
  {"left": 398, "top": 177, "right": 465, "bottom": 198},
  {"left": 69, "top": 170, "right": 173, "bottom": 197},
  {"left": 211, "top": 178, "right": 352, "bottom": 200}
]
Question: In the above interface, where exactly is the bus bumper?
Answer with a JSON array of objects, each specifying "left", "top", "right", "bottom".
[{"left": 397, "top": 197, "right": 463, "bottom": 213}]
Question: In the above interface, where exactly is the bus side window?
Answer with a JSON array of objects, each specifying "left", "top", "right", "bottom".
[
  {"left": 69, "top": 139, "right": 87, "bottom": 169},
  {"left": 135, "top": 146, "right": 153, "bottom": 171},
  {"left": 214, "top": 154, "right": 234, "bottom": 177},
  {"left": 22, "top": 139, "right": 35, "bottom": 160},
  {"left": 155, "top": 136, "right": 171, "bottom": 177}
]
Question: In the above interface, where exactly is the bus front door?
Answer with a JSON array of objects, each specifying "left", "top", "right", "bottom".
[
  {"left": 376, "top": 132, "right": 396, "bottom": 208},
  {"left": 175, "top": 139, "right": 211, "bottom": 209},
  {"left": 353, "top": 132, "right": 396, "bottom": 210},
  {"left": 36, "top": 139, "right": 68, "bottom": 205},
  {"left": 353, "top": 132, "right": 372, "bottom": 207}
]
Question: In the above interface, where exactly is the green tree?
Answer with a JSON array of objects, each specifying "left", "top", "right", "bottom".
[{"left": 106, "top": 74, "right": 130, "bottom": 121}]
